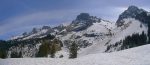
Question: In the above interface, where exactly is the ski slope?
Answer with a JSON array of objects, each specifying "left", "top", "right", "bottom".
[{"left": 0, "top": 44, "right": 150, "bottom": 65}]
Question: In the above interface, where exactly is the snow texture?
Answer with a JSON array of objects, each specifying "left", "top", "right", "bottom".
[{"left": 0, "top": 44, "right": 150, "bottom": 65}]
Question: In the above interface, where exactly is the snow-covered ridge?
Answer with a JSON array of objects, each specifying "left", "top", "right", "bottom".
[
  {"left": 9, "top": 17, "right": 148, "bottom": 58},
  {"left": 110, "top": 18, "right": 148, "bottom": 45},
  {"left": 22, "top": 29, "right": 48, "bottom": 40}
]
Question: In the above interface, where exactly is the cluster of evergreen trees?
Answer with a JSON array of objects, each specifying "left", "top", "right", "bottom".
[
  {"left": 0, "top": 40, "right": 8, "bottom": 59},
  {"left": 105, "top": 31, "right": 148, "bottom": 52},
  {"left": 0, "top": 33, "right": 79, "bottom": 59},
  {"left": 36, "top": 39, "right": 62, "bottom": 58},
  {"left": 121, "top": 31, "right": 147, "bottom": 50},
  {"left": 147, "top": 19, "right": 150, "bottom": 43},
  {"left": 11, "top": 52, "right": 22, "bottom": 58},
  {"left": 36, "top": 38, "right": 79, "bottom": 59},
  {"left": 0, "top": 34, "right": 56, "bottom": 58},
  {"left": 135, "top": 11, "right": 150, "bottom": 43}
]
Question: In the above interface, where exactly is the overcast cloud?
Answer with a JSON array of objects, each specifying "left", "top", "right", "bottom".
[{"left": 0, "top": 0, "right": 150, "bottom": 40}]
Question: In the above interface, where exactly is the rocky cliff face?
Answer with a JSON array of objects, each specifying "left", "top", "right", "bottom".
[{"left": 116, "top": 5, "right": 148, "bottom": 27}]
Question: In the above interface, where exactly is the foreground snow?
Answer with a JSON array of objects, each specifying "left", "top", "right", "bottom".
[{"left": 1, "top": 44, "right": 150, "bottom": 65}]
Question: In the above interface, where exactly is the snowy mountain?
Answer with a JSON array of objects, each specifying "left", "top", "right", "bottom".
[
  {"left": 11, "top": 26, "right": 55, "bottom": 40},
  {"left": 0, "top": 6, "right": 150, "bottom": 59}
]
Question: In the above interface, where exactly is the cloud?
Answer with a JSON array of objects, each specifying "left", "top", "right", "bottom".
[
  {"left": 0, "top": 0, "right": 150, "bottom": 40},
  {"left": 0, "top": 6, "right": 128, "bottom": 35},
  {"left": 0, "top": 10, "right": 74, "bottom": 34}
]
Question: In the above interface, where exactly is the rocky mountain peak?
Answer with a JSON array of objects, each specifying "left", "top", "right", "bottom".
[
  {"left": 76, "top": 13, "right": 90, "bottom": 21},
  {"left": 42, "top": 26, "right": 51, "bottom": 30},
  {"left": 116, "top": 5, "right": 146, "bottom": 27},
  {"left": 68, "top": 13, "right": 101, "bottom": 32},
  {"left": 127, "top": 5, "right": 139, "bottom": 12}
]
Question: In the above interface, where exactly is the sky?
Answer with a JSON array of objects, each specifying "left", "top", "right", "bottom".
[{"left": 0, "top": 0, "right": 150, "bottom": 40}]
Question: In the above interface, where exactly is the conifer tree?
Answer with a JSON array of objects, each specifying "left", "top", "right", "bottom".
[
  {"left": 69, "top": 41, "right": 78, "bottom": 59},
  {"left": 50, "top": 43, "right": 56, "bottom": 58},
  {"left": 0, "top": 49, "right": 7, "bottom": 59},
  {"left": 36, "top": 40, "right": 50, "bottom": 57}
]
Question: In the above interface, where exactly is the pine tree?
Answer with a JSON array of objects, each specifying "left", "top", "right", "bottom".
[
  {"left": 18, "top": 51, "right": 22, "bottom": 58},
  {"left": 0, "top": 49, "right": 7, "bottom": 59},
  {"left": 69, "top": 41, "right": 78, "bottom": 59},
  {"left": 50, "top": 42, "right": 56, "bottom": 58},
  {"left": 36, "top": 40, "right": 50, "bottom": 57},
  {"left": 50, "top": 39, "right": 60, "bottom": 58}
]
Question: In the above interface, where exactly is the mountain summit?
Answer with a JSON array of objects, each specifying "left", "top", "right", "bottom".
[
  {"left": 67, "top": 13, "right": 101, "bottom": 32},
  {"left": 116, "top": 5, "right": 146, "bottom": 27}
]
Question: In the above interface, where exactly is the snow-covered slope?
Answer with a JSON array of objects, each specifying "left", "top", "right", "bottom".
[
  {"left": 7, "top": 16, "right": 148, "bottom": 58},
  {"left": 59, "top": 19, "right": 114, "bottom": 55},
  {"left": 1, "top": 44, "right": 150, "bottom": 65},
  {"left": 78, "top": 18, "right": 148, "bottom": 55},
  {"left": 110, "top": 18, "right": 147, "bottom": 45}
]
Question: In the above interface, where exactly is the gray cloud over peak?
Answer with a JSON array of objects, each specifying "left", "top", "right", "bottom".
[{"left": 0, "top": 0, "right": 150, "bottom": 40}]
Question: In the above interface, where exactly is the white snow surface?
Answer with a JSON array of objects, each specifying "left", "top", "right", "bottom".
[
  {"left": 0, "top": 44, "right": 150, "bottom": 65},
  {"left": 87, "top": 20, "right": 114, "bottom": 34},
  {"left": 58, "top": 18, "right": 148, "bottom": 56},
  {"left": 10, "top": 35, "right": 23, "bottom": 40},
  {"left": 110, "top": 18, "right": 148, "bottom": 45}
]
